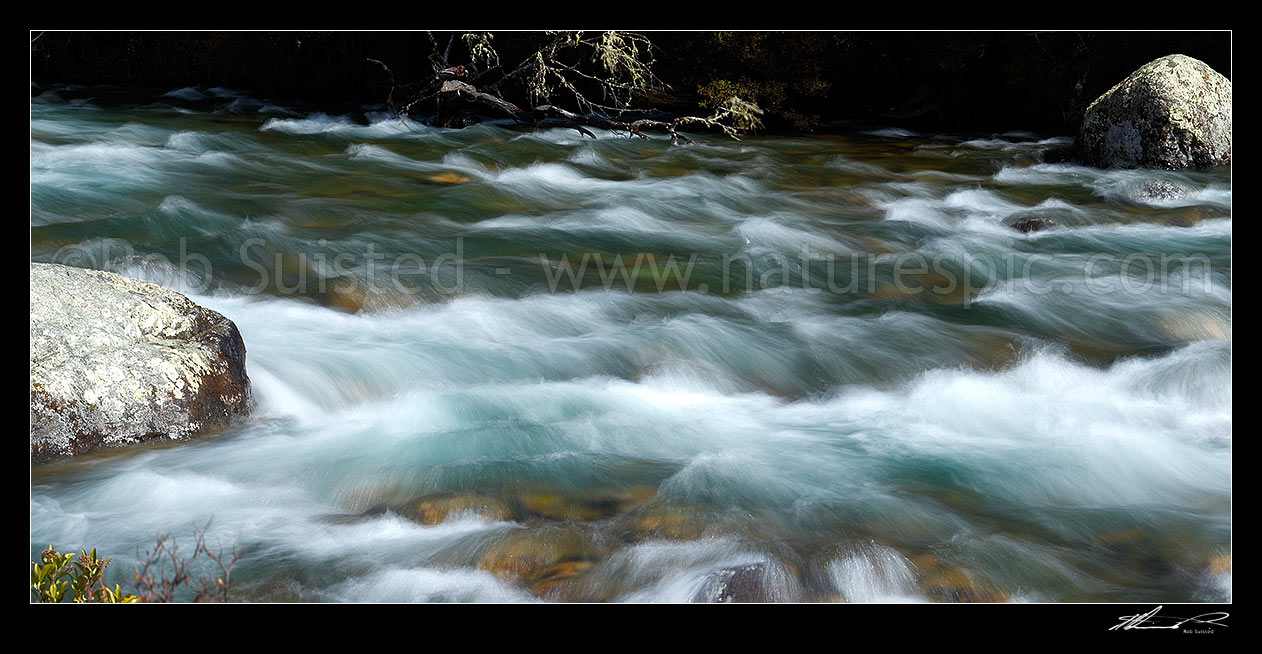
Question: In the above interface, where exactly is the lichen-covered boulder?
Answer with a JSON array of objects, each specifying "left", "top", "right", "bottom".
[
  {"left": 30, "top": 263, "right": 252, "bottom": 462},
  {"left": 1078, "top": 54, "right": 1231, "bottom": 170}
]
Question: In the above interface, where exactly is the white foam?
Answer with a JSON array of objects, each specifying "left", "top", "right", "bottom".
[
  {"left": 827, "top": 543, "right": 926, "bottom": 602},
  {"left": 326, "top": 566, "right": 538, "bottom": 602},
  {"left": 163, "top": 87, "right": 208, "bottom": 101},
  {"left": 261, "top": 113, "right": 430, "bottom": 138},
  {"left": 864, "top": 127, "right": 920, "bottom": 138},
  {"left": 957, "top": 136, "right": 1072, "bottom": 150}
]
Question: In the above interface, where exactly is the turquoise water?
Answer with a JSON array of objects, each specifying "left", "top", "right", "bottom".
[{"left": 30, "top": 86, "right": 1231, "bottom": 602}]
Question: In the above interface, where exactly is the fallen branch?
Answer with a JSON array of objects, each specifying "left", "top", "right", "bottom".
[{"left": 366, "top": 33, "right": 762, "bottom": 144}]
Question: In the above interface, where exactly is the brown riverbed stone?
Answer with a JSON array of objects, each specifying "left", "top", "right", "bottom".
[
  {"left": 527, "top": 560, "right": 597, "bottom": 600},
  {"left": 520, "top": 485, "right": 658, "bottom": 522},
  {"left": 910, "top": 554, "right": 1008, "bottom": 603},
  {"left": 1206, "top": 554, "right": 1231, "bottom": 575},
  {"left": 410, "top": 494, "right": 514, "bottom": 526},
  {"left": 478, "top": 524, "right": 590, "bottom": 583},
  {"left": 427, "top": 172, "right": 471, "bottom": 184},
  {"left": 625, "top": 504, "right": 712, "bottom": 542},
  {"left": 323, "top": 278, "right": 418, "bottom": 314}
]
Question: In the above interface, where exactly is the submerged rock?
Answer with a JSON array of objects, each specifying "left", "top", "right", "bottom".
[
  {"left": 477, "top": 524, "right": 592, "bottom": 583},
  {"left": 408, "top": 494, "right": 514, "bottom": 525},
  {"left": 909, "top": 554, "right": 1008, "bottom": 603},
  {"left": 691, "top": 561, "right": 800, "bottom": 603},
  {"left": 624, "top": 504, "right": 713, "bottom": 542},
  {"left": 1157, "top": 310, "right": 1231, "bottom": 342},
  {"left": 1206, "top": 554, "right": 1231, "bottom": 576},
  {"left": 1077, "top": 54, "right": 1231, "bottom": 170},
  {"left": 1137, "top": 179, "right": 1193, "bottom": 203},
  {"left": 30, "top": 263, "right": 252, "bottom": 462},
  {"left": 1040, "top": 146, "right": 1074, "bottom": 164},
  {"left": 425, "top": 171, "right": 472, "bottom": 184},
  {"left": 528, "top": 560, "right": 597, "bottom": 601},
  {"left": 1010, "top": 216, "right": 1058, "bottom": 233},
  {"left": 519, "top": 485, "right": 656, "bottom": 522}
]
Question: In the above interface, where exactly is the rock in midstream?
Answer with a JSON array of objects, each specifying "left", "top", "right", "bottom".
[{"left": 30, "top": 263, "right": 252, "bottom": 462}]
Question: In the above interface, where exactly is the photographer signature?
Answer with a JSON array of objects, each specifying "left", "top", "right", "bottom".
[{"left": 1110, "top": 606, "right": 1230, "bottom": 631}]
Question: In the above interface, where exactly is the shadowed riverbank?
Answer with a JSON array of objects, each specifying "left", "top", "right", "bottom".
[{"left": 31, "top": 31, "right": 1231, "bottom": 134}]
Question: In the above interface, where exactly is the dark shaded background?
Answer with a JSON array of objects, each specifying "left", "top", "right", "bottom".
[{"left": 30, "top": 31, "right": 1231, "bottom": 134}]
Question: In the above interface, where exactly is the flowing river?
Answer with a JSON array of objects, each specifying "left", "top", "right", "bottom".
[{"left": 30, "top": 85, "right": 1231, "bottom": 602}]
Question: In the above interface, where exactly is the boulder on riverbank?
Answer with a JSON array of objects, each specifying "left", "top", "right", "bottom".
[
  {"left": 30, "top": 263, "right": 252, "bottom": 463},
  {"left": 1077, "top": 54, "right": 1231, "bottom": 170}
]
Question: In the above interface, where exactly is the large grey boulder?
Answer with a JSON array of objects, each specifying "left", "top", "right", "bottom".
[
  {"left": 1078, "top": 54, "right": 1231, "bottom": 170},
  {"left": 30, "top": 263, "right": 252, "bottom": 462}
]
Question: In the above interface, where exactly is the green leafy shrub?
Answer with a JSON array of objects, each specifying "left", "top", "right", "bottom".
[
  {"left": 32, "top": 526, "right": 242, "bottom": 603},
  {"left": 31, "top": 546, "right": 139, "bottom": 603}
]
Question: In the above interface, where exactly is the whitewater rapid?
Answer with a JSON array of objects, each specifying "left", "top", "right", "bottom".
[{"left": 31, "top": 86, "right": 1230, "bottom": 602}]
